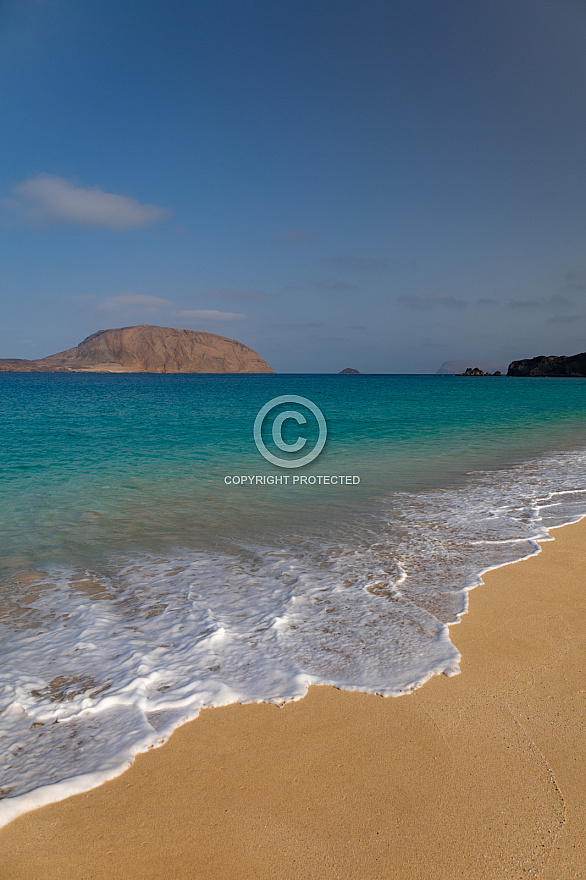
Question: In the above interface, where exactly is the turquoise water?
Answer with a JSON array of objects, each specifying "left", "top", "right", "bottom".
[
  {"left": 2, "top": 373, "right": 586, "bottom": 566},
  {"left": 2, "top": 373, "right": 586, "bottom": 825}
]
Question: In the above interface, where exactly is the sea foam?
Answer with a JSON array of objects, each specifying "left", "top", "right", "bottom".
[{"left": 1, "top": 449, "right": 586, "bottom": 828}]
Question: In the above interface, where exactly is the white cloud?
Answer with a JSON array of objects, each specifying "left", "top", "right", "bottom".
[
  {"left": 75, "top": 295, "right": 249, "bottom": 323},
  {"left": 98, "top": 294, "right": 173, "bottom": 314},
  {"left": 174, "top": 309, "right": 247, "bottom": 322},
  {"left": 2, "top": 174, "right": 170, "bottom": 229}
]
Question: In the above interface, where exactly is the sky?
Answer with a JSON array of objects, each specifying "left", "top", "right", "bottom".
[{"left": 1, "top": 0, "right": 586, "bottom": 373}]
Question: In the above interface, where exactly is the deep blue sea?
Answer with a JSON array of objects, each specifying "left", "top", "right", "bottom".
[{"left": 2, "top": 372, "right": 586, "bottom": 824}]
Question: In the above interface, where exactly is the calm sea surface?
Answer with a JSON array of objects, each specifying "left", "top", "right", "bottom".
[{"left": 2, "top": 373, "right": 586, "bottom": 823}]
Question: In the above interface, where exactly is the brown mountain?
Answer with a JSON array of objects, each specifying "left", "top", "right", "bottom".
[
  {"left": 0, "top": 325, "right": 274, "bottom": 374},
  {"left": 507, "top": 352, "right": 586, "bottom": 377}
]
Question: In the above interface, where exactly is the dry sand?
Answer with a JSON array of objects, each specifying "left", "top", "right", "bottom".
[{"left": 1, "top": 520, "right": 585, "bottom": 879}]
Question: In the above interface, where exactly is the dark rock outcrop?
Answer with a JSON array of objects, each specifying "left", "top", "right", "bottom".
[
  {"left": 457, "top": 367, "right": 502, "bottom": 376},
  {"left": 437, "top": 360, "right": 503, "bottom": 375},
  {"left": 339, "top": 368, "right": 360, "bottom": 374},
  {"left": 507, "top": 352, "right": 586, "bottom": 377},
  {"left": 0, "top": 325, "right": 274, "bottom": 374}
]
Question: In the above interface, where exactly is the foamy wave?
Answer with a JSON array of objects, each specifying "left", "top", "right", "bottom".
[{"left": 2, "top": 449, "right": 586, "bottom": 827}]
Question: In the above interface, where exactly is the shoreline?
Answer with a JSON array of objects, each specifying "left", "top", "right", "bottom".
[
  {"left": 1, "top": 517, "right": 585, "bottom": 878},
  {"left": 0, "top": 510, "right": 564, "bottom": 833}
]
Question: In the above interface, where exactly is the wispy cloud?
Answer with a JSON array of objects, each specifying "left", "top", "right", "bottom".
[
  {"left": 2, "top": 174, "right": 170, "bottom": 230},
  {"left": 509, "top": 294, "right": 573, "bottom": 309},
  {"left": 278, "top": 228, "right": 316, "bottom": 244},
  {"left": 76, "top": 293, "right": 250, "bottom": 324},
  {"left": 315, "top": 279, "right": 359, "bottom": 292},
  {"left": 269, "top": 321, "right": 322, "bottom": 329},
  {"left": 204, "top": 287, "right": 268, "bottom": 303},
  {"left": 565, "top": 269, "right": 586, "bottom": 290},
  {"left": 478, "top": 297, "right": 499, "bottom": 305},
  {"left": 549, "top": 293, "right": 572, "bottom": 307},
  {"left": 97, "top": 294, "right": 173, "bottom": 314},
  {"left": 398, "top": 294, "right": 466, "bottom": 309},
  {"left": 326, "top": 255, "right": 389, "bottom": 271},
  {"left": 548, "top": 314, "right": 583, "bottom": 323},
  {"left": 173, "top": 309, "right": 247, "bottom": 322},
  {"left": 509, "top": 299, "right": 542, "bottom": 308}
]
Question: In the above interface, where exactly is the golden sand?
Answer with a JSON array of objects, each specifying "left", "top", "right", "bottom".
[{"left": 1, "top": 520, "right": 585, "bottom": 879}]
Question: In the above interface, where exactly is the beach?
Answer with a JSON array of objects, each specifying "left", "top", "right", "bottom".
[
  {"left": 1, "top": 517, "right": 584, "bottom": 879},
  {"left": 4, "top": 3, "right": 586, "bottom": 877}
]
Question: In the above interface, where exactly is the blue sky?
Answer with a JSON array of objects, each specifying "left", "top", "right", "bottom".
[{"left": 1, "top": 0, "right": 586, "bottom": 372}]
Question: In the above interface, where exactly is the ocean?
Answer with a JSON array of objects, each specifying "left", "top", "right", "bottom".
[{"left": 2, "top": 372, "right": 586, "bottom": 825}]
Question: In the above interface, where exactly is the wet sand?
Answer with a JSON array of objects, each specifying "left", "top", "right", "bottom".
[{"left": 1, "top": 519, "right": 585, "bottom": 879}]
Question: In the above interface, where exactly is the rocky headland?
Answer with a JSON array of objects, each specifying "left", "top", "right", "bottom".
[
  {"left": 507, "top": 352, "right": 586, "bottom": 377},
  {"left": 0, "top": 325, "right": 274, "bottom": 374}
]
